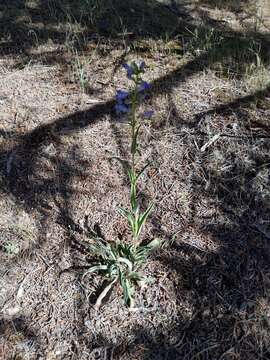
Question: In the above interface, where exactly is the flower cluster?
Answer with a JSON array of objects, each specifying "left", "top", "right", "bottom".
[
  {"left": 115, "top": 90, "right": 129, "bottom": 115},
  {"left": 115, "top": 61, "right": 153, "bottom": 119},
  {"left": 123, "top": 61, "right": 146, "bottom": 79}
]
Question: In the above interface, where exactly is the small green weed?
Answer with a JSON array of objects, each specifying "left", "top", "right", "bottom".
[
  {"left": 244, "top": 45, "right": 270, "bottom": 90},
  {"left": 184, "top": 26, "right": 222, "bottom": 55},
  {"left": 72, "top": 51, "right": 90, "bottom": 92},
  {"left": 85, "top": 238, "right": 159, "bottom": 308},
  {"left": 3, "top": 241, "right": 20, "bottom": 255}
]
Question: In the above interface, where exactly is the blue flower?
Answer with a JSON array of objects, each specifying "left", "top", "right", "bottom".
[
  {"left": 115, "top": 103, "right": 129, "bottom": 114},
  {"left": 123, "top": 63, "right": 134, "bottom": 79},
  {"left": 115, "top": 89, "right": 130, "bottom": 115},
  {"left": 142, "top": 110, "right": 154, "bottom": 119},
  {"left": 138, "top": 81, "right": 151, "bottom": 92},
  {"left": 116, "top": 90, "right": 129, "bottom": 101}
]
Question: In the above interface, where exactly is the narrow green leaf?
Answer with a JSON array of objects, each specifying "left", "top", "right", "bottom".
[
  {"left": 127, "top": 169, "right": 136, "bottom": 183},
  {"left": 133, "top": 217, "right": 139, "bottom": 235},
  {"left": 82, "top": 264, "right": 108, "bottom": 279},
  {"left": 118, "top": 207, "right": 133, "bottom": 224},
  {"left": 118, "top": 207, "right": 138, "bottom": 238},
  {"left": 110, "top": 245, "right": 118, "bottom": 260},
  {"left": 118, "top": 243, "right": 134, "bottom": 259},
  {"left": 118, "top": 207, "right": 129, "bottom": 218},
  {"left": 117, "top": 257, "right": 133, "bottom": 271},
  {"left": 135, "top": 239, "right": 161, "bottom": 261},
  {"left": 130, "top": 182, "right": 137, "bottom": 211},
  {"left": 89, "top": 242, "right": 111, "bottom": 260},
  {"left": 136, "top": 203, "right": 154, "bottom": 237},
  {"left": 120, "top": 276, "right": 134, "bottom": 307}
]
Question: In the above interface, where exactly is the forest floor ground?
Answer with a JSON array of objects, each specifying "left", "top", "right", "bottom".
[{"left": 0, "top": 1, "right": 270, "bottom": 359}]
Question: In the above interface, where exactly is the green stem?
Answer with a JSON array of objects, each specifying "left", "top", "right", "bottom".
[
  {"left": 131, "top": 95, "right": 136, "bottom": 182},
  {"left": 129, "top": 76, "right": 140, "bottom": 245}
]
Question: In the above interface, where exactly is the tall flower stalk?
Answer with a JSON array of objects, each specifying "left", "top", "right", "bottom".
[
  {"left": 117, "top": 62, "right": 154, "bottom": 246},
  {"left": 86, "top": 61, "right": 159, "bottom": 308}
]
